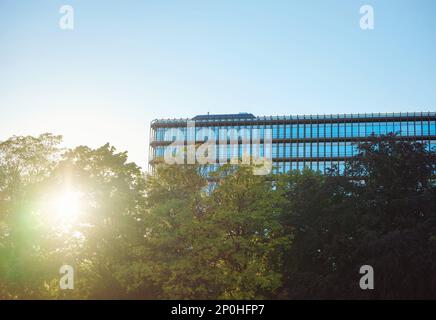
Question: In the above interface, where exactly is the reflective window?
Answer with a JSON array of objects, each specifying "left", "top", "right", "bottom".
[
  {"left": 319, "top": 143, "right": 325, "bottom": 157},
  {"left": 319, "top": 124, "right": 325, "bottom": 138},
  {"left": 325, "top": 124, "right": 332, "bottom": 137},
  {"left": 408, "top": 122, "right": 415, "bottom": 135},
  {"left": 272, "top": 143, "right": 278, "bottom": 157},
  {"left": 332, "top": 142, "right": 339, "bottom": 157},
  {"left": 279, "top": 143, "right": 284, "bottom": 157},
  {"left": 338, "top": 142, "right": 346, "bottom": 157},
  {"left": 350, "top": 123, "right": 356, "bottom": 136},
  {"left": 298, "top": 125, "right": 304, "bottom": 139},
  {"left": 292, "top": 125, "right": 298, "bottom": 139},
  {"left": 415, "top": 122, "right": 422, "bottom": 136},
  {"left": 291, "top": 143, "right": 297, "bottom": 157},
  {"left": 305, "top": 143, "right": 311, "bottom": 158},
  {"left": 312, "top": 125, "right": 318, "bottom": 138},
  {"left": 339, "top": 124, "right": 345, "bottom": 137},
  {"left": 272, "top": 125, "right": 278, "bottom": 139},
  {"left": 279, "top": 125, "right": 285, "bottom": 138},
  {"left": 423, "top": 121, "right": 429, "bottom": 135},
  {"left": 359, "top": 123, "right": 366, "bottom": 137},
  {"left": 312, "top": 143, "right": 318, "bottom": 158},
  {"left": 332, "top": 124, "right": 339, "bottom": 137},
  {"left": 285, "top": 125, "right": 291, "bottom": 138},
  {"left": 305, "top": 124, "right": 311, "bottom": 138},
  {"left": 298, "top": 143, "right": 304, "bottom": 158},
  {"left": 431, "top": 121, "right": 436, "bottom": 135},
  {"left": 285, "top": 162, "right": 291, "bottom": 173},
  {"left": 285, "top": 143, "right": 291, "bottom": 157},
  {"left": 394, "top": 122, "right": 401, "bottom": 135},
  {"left": 325, "top": 143, "right": 331, "bottom": 157}
]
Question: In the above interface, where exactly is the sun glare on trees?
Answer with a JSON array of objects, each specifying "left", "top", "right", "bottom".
[{"left": 46, "top": 189, "right": 83, "bottom": 229}]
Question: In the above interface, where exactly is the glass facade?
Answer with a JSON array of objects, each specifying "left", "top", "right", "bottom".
[{"left": 149, "top": 112, "right": 436, "bottom": 174}]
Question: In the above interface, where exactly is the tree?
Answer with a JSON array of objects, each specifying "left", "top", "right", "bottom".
[
  {"left": 44, "top": 143, "right": 148, "bottom": 299},
  {"left": 1, "top": 133, "right": 435, "bottom": 299},
  {"left": 0, "top": 134, "right": 63, "bottom": 299},
  {"left": 343, "top": 134, "right": 436, "bottom": 298},
  {"left": 121, "top": 163, "right": 291, "bottom": 299},
  {"left": 280, "top": 135, "right": 436, "bottom": 299},
  {"left": 0, "top": 136, "right": 148, "bottom": 299}
]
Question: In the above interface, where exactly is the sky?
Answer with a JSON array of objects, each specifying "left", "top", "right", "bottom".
[{"left": 0, "top": 0, "right": 435, "bottom": 169}]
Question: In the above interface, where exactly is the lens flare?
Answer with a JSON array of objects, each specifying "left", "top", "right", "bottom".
[{"left": 46, "top": 189, "right": 83, "bottom": 230}]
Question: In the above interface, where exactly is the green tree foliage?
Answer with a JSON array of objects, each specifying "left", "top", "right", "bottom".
[
  {"left": 0, "top": 134, "right": 63, "bottom": 298},
  {"left": 280, "top": 134, "right": 436, "bottom": 299},
  {"left": 0, "top": 136, "right": 146, "bottom": 299},
  {"left": 0, "top": 133, "right": 435, "bottom": 299},
  {"left": 48, "top": 144, "right": 148, "bottom": 299},
  {"left": 119, "top": 164, "right": 290, "bottom": 299}
]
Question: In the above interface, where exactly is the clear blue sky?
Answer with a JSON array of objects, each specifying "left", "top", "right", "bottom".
[{"left": 1, "top": 0, "right": 435, "bottom": 169}]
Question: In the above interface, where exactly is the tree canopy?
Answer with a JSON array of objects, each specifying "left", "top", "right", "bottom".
[{"left": 0, "top": 133, "right": 435, "bottom": 299}]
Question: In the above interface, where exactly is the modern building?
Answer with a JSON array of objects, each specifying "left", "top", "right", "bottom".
[{"left": 149, "top": 112, "right": 436, "bottom": 174}]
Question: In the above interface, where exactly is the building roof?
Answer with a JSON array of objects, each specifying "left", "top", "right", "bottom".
[
  {"left": 150, "top": 111, "right": 436, "bottom": 126},
  {"left": 192, "top": 113, "right": 256, "bottom": 121}
]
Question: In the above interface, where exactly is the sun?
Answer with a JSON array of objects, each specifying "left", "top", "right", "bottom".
[
  {"left": 46, "top": 189, "right": 83, "bottom": 228},
  {"left": 53, "top": 191, "right": 81, "bottom": 220}
]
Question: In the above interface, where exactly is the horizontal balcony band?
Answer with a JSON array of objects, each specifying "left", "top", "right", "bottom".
[
  {"left": 149, "top": 156, "right": 357, "bottom": 165},
  {"left": 149, "top": 135, "right": 436, "bottom": 147}
]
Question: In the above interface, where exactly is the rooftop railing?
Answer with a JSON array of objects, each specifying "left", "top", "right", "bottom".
[{"left": 151, "top": 112, "right": 436, "bottom": 125}]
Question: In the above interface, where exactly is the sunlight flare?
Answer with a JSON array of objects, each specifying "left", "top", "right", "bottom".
[{"left": 46, "top": 189, "right": 83, "bottom": 229}]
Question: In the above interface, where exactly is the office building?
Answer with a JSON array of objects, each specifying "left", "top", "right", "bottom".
[{"left": 149, "top": 112, "right": 436, "bottom": 174}]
